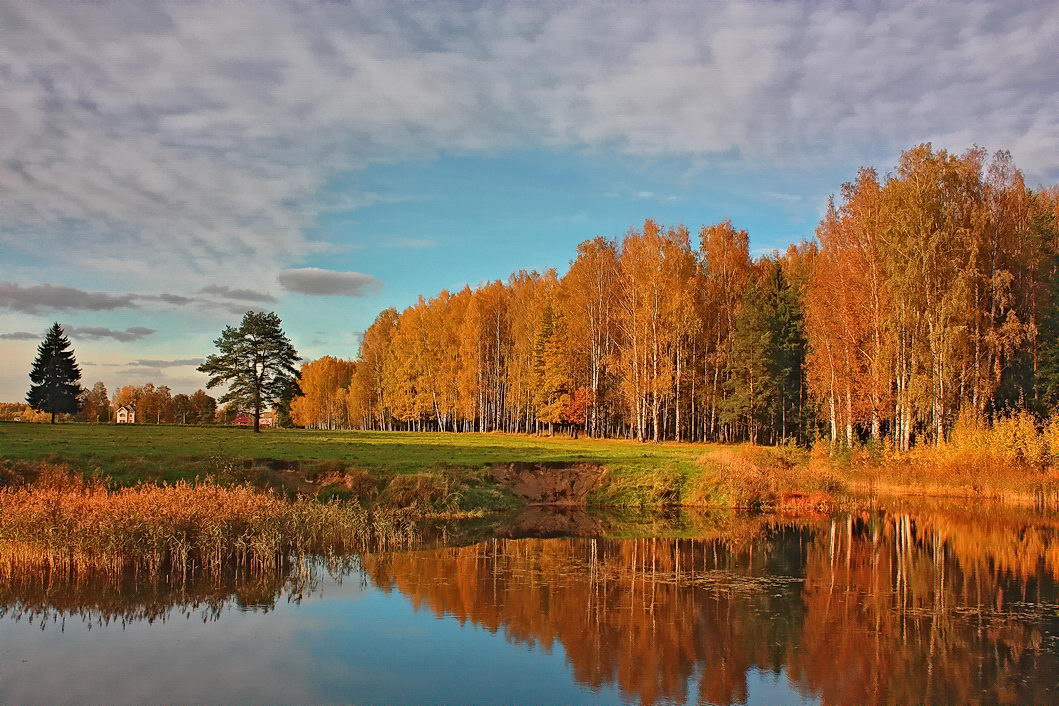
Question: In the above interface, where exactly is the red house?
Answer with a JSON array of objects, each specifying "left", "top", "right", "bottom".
[{"left": 232, "top": 412, "right": 276, "bottom": 428}]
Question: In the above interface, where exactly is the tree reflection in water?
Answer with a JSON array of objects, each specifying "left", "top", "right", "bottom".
[
  {"left": 0, "top": 557, "right": 359, "bottom": 629},
  {"left": 2, "top": 507, "right": 1058, "bottom": 704},
  {"left": 363, "top": 509, "right": 1059, "bottom": 705}
]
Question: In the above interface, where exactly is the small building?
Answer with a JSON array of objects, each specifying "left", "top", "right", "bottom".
[
  {"left": 115, "top": 405, "right": 136, "bottom": 424},
  {"left": 232, "top": 411, "right": 277, "bottom": 428}
]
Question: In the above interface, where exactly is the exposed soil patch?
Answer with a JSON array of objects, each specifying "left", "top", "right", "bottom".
[{"left": 490, "top": 462, "right": 607, "bottom": 505}]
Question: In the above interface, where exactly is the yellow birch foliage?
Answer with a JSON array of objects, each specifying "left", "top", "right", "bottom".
[{"left": 291, "top": 356, "right": 356, "bottom": 429}]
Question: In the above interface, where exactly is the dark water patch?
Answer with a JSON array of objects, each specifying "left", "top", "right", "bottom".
[{"left": 492, "top": 506, "right": 609, "bottom": 538}]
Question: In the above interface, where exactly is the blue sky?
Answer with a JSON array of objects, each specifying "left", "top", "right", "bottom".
[{"left": 1, "top": 0, "right": 1057, "bottom": 400}]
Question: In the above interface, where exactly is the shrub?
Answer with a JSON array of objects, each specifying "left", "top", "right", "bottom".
[
  {"left": 947, "top": 409, "right": 1048, "bottom": 470},
  {"left": 1045, "top": 416, "right": 1059, "bottom": 467},
  {"left": 381, "top": 472, "right": 465, "bottom": 513},
  {"left": 647, "top": 465, "right": 685, "bottom": 504},
  {"left": 688, "top": 445, "right": 843, "bottom": 509},
  {"left": 316, "top": 469, "right": 380, "bottom": 503}
]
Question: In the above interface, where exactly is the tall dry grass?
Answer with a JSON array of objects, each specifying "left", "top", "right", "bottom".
[
  {"left": 690, "top": 444, "right": 844, "bottom": 509},
  {"left": 822, "top": 410, "right": 1059, "bottom": 505},
  {"left": 0, "top": 466, "right": 418, "bottom": 579}
]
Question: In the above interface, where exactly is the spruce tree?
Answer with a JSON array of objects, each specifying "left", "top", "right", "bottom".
[
  {"left": 26, "top": 323, "right": 83, "bottom": 424},
  {"left": 723, "top": 280, "right": 774, "bottom": 443},
  {"left": 197, "top": 311, "right": 300, "bottom": 433},
  {"left": 723, "top": 262, "right": 809, "bottom": 445}
]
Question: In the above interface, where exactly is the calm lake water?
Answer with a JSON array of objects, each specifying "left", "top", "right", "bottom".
[{"left": 2, "top": 506, "right": 1059, "bottom": 704}]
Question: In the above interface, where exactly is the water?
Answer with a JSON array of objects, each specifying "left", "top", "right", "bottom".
[{"left": 2, "top": 506, "right": 1059, "bottom": 704}]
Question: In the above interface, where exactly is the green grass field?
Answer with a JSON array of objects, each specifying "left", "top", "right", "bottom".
[
  {"left": 0, "top": 422, "right": 713, "bottom": 510},
  {"left": 4, "top": 422, "right": 1052, "bottom": 513}
]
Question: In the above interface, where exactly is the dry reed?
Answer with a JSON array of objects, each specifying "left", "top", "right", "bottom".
[
  {"left": 690, "top": 445, "right": 843, "bottom": 509},
  {"left": 826, "top": 410, "right": 1059, "bottom": 506},
  {"left": 0, "top": 466, "right": 418, "bottom": 580}
]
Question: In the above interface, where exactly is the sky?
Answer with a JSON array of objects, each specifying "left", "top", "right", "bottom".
[{"left": 1, "top": 0, "right": 1057, "bottom": 401}]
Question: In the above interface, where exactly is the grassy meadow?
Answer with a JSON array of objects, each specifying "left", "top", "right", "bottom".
[
  {"left": 0, "top": 422, "right": 719, "bottom": 511},
  {"left": 0, "top": 422, "right": 702, "bottom": 478},
  {"left": 5, "top": 420, "right": 1059, "bottom": 515}
]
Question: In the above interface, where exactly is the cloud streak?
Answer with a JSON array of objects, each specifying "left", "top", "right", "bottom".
[
  {"left": 127, "top": 358, "right": 204, "bottom": 368},
  {"left": 0, "top": 279, "right": 282, "bottom": 319},
  {"left": 198, "top": 286, "right": 277, "bottom": 303},
  {"left": 278, "top": 268, "right": 382, "bottom": 297},
  {"left": 0, "top": 282, "right": 137, "bottom": 315},
  {"left": 63, "top": 326, "right": 157, "bottom": 342},
  {"left": 383, "top": 238, "right": 437, "bottom": 249}
]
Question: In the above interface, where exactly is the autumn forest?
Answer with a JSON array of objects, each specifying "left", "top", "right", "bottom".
[{"left": 289, "top": 145, "right": 1059, "bottom": 449}]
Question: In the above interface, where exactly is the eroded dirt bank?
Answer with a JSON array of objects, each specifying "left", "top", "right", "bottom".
[{"left": 490, "top": 462, "right": 607, "bottom": 505}]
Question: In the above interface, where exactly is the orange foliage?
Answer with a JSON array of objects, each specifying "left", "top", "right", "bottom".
[
  {"left": 362, "top": 509, "right": 1059, "bottom": 704},
  {"left": 291, "top": 356, "right": 356, "bottom": 429},
  {"left": 335, "top": 144, "right": 1056, "bottom": 447}
]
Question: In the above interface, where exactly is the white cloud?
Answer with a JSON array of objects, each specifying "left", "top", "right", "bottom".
[
  {"left": 0, "top": 0, "right": 1054, "bottom": 293},
  {"left": 765, "top": 191, "right": 804, "bottom": 203}
]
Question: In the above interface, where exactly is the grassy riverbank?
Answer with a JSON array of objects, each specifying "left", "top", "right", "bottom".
[
  {"left": 2, "top": 422, "right": 1059, "bottom": 512},
  {"left": 0, "top": 423, "right": 710, "bottom": 511}
]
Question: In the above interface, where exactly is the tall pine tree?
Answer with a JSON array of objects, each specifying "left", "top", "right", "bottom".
[
  {"left": 197, "top": 311, "right": 300, "bottom": 432},
  {"left": 27, "top": 323, "right": 83, "bottom": 424}
]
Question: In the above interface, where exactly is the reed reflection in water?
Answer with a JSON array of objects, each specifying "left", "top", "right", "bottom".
[{"left": 1, "top": 508, "right": 1058, "bottom": 704}]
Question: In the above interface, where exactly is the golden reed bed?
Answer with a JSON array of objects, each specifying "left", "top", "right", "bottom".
[{"left": 0, "top": 466, "right": 417, "bottom": 579}]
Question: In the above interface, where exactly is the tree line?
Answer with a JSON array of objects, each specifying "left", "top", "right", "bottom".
[
  {"left": 18, "top": 313, "right": 300, "bottom": 431},
  {"left": 290, "top": 144, "right": 1059, "bottom": 447},
  {"left": 19, "top": 144, "right": 1058, "bottom": 447},
  {"left": 5, "top": 380, "right": 221, "bottom": 425},
  {"left": 82, "top": 382, "right": 220, "bottom": 424}
]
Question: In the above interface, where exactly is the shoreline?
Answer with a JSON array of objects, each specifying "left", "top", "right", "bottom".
[{"left": 4, "top": 425, "right": 1059, "bottom": 515}]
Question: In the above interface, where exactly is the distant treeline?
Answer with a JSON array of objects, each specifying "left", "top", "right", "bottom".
[
  {"left": 295, "top": 144, "right": 1059, "bottom": 446},
  {"left": 2, "top": 384, "right": 223, "bottom": 424}
]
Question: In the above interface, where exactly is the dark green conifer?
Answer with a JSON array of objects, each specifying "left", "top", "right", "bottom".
[
  {"left": 198, "top": 311, "right": 300, "bottom": 433},
  {"left": 26, "top": 323, "right": 83, "bottom": 424}
]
